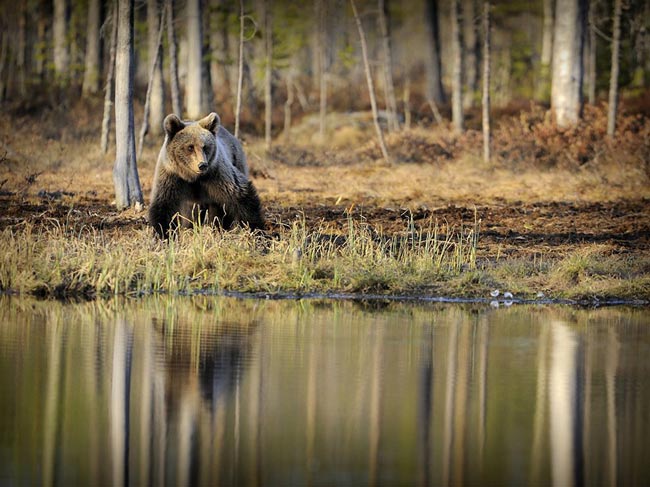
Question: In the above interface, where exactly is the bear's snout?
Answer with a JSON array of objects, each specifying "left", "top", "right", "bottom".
[{"left": 198, "top": 162, "right": 208, "bottom": 172}]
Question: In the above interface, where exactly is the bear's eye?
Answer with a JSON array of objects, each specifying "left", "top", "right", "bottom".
[{"left": 187, "top": 145, "right": 194, "bottom": 152}]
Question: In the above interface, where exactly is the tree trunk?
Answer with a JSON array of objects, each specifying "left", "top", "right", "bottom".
[
  {"left": 82, "top": 0, "right": 101, "bottom": 96},
  {"left": 463, "top": 0, "right": 479, "bottom": 109},
  {"left": 53, "top": 0, "right": 70, "bottom": 80},
  {"left": 607, "top": 0, "right": 622, "bottom": 136},
  {"left": 587, "top": 1, "right": 597, "bottom": 105},
  {"left": 283, "top": 72, "right": 294, "bottom": 137},
  {"left": 113, "top": 0, "right": 143, "bottom": 210},
  {"left": 166, "top": 0, "right": 182, "bottom": 117},
  {"left": 425, "top": 0, "right": 445, "bottom": 105},
  {"left": 138, "top": 3, "right": 167, "bottom": 158},
  {"left": 536, "top": 0, "right": 553, "bottom": 102},
  {"left": 35, "top": 0, "right": 48, "bottom": 81},
  {"left": 350, "top": 0, "right": 390, "bottom": 163},
  {"left": 451, "top": 0, "right": 464, "bottom": 133},
  {"left": 147, "top": 0, "right": 165, "bottom": 135},
  {"left": 317, "top": 0, "right": 327, "bottom": 141},
  {"left": 234, "top": 0, "right": 245, "bottom": 138},
  {"left": 101, "top": 3, "right": 119, "bottom": 154},
  {"left": 482, "top": 2, "right": 491, "bottom": 163},
  {"left": 378, "top": 0, "right": 399, "bottom": 132},
  {"left": 264, "top": 0, "right": 273, "bottom": 150},
  {"left": 17, "top": 4, "right": 27, "bottom": 98},
  {"left": 186, "top": 0, "right": 205, "bottom": 118},
  {"left": 551, "top": 0, "right": 586, "bottom": 127}
]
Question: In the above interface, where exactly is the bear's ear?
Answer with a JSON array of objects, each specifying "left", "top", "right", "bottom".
[
  {"left": 164, "top": 114, "right": 185, "bottom": 139},
  {"left": 198, "top": 112, "right": 221, "bottom": 134}
]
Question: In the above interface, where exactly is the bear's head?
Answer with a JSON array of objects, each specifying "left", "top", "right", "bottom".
[{"left": 163, "top": 112, "right": 221, "bottom": 182}]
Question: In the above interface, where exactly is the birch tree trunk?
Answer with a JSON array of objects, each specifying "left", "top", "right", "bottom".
[
  {"left": 166, "top": 0, "right": 182, "bottom": 117},
  {"left": 536, "top": 0, "right": 553, "bottom": 102},
  {"left": 101, "top": 3, "right": 119, "bottom": 154},
  {"left": 482, "top": 2, "right": 491, "bottom": 163},
  {"left": 451, "top": 0, "right": 464, "bottom": 133},
  {"left": 350, "top": 0, "right": 390, "bottom": 163},
  {"left": 378, "top": 0, "right": 399, "bottom": 132},
  {"left": 82, "top": 0, "right": 101, "bottom": 96},
  {"left": 234, "top": 0, "right": 245, "bottom": 138},
  {"left": 551, "top": 0, "right": 586, "bottom": 127},
  {"left": 147, "top": 0, "right": 165, "bottom": 135},
  {"left": 607, "top": 0, "right": 622, "bottom": 136},
  {"left": 53, "top": 0, "right": 70, "bottom": 80},
  {"left": 264, "top": 0, "right": 273, "bottom": 150},
  {"left": 113, "top": 0, "right": 144, "bottom": 210},
  {"left": 185, "top": 0, "right": 205, "bottom": 118},
  {"left": 425, "top": 0, "right": 445, "bottom": 105}
]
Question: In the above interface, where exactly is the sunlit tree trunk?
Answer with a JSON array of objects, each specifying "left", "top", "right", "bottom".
[
  {"left": 166, "top": 0, "right": 182, "bottom": 117},
  {"left": 147, "top": 0, "right": 165, "bottom": 135},
  {"left": 350, "top": 0, "right": 390, "bottom": 163},
  {"left": 53, "top": 0, "right": 70, "bottom": 80},
  {"left": 82, "top": 0, "right": 101, "bottom": 96},
  {"left": 378, "top": 0, "right": 399, "bottom": 132},
  {"left": 451, "top": 0, "right": 464, "bottom": 133},
  {"left": 536, "top": 0, "right": 553, "bottom": 102},
  {"left": 425, "top": 0, "right": 445, "bottom": 105},
  {"left": 186, "top": 0, "right": 205, "bottom": 118},
  {"left": 607, "top": 0, "right": 622, "bottom": 136},
  {"left": 113, "top": 0, "right": 144, "bottom": 210},
  {"left": 264, "top": 0, "right": 272, "bottom": 150},
  {"left": 482, "top": 2, "right": 490, "bottom": 163},
  {"left": 101, "top": 2, "right": 118, "bottom": 154},
  {"left": 551, "top": 0, "right": 586, "bottom": 127}
]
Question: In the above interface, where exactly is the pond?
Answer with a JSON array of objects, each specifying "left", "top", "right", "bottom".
[{"left": 0, "top": 296, "right": 648, "bottom": 486}]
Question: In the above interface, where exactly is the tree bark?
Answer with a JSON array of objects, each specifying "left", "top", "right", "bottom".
[
  {"left": 317, "top": 0, "right": 327, "bottom": 141},
  {"left": 113, "top": 0, "right": 143, "bottom": 210},
  {"left": 283, "top": 72, "right": 294, "bottom": 137},
  {"left": 425, "top": 0, "right": 445, "bottom": 105},
  {"left": 53, "top": 0, "right": 70, "bottom": 80},
  {"left": 147, "top": 0, "right": 165, "bottom": 135},
  {"left": 264, "top": 0, "right": 273, "bottom": 150},
  {"left": 234, "top": 0, "right": 245, "bottom": 138},
  {"left": 101, "top": 3, "right": 119, "bottom": 154},
  {"left": 536, "top": 0, "right": 553, "bottom": 102},
  {"left": 607, "top": 0, "right": 622, "bottom": 136},
  {"left": 551, "top": 0, "right": 586, "bottom": 127},
  {"left": 378, "top": 0, "right": 399, "bottom": 132},
  {"left": 463, "top": 0, "right": 479, "bottom": 109},
  {"left": 166, "top": 0, "right": 182, "bottom": 117},
  {"left": 185, "top": 0, "right": 205, "bottom": 118},
  {"left": 482, "top": 2, "right": 491, "bottom": 163},
  {"left": 350, "top": 0, "right": 390, "bottom": 163},
  {"left": 451, "top": 0, "right": 464, "bottom": 133},
  {"left": 82, "top": 0, "right": 101, "bottom": 96},
  {"left": 17, "top": 4, "right": 27, "bottom": 97},
  {"left": 587, "top": 1, "right": 597, "bottom": 104}
]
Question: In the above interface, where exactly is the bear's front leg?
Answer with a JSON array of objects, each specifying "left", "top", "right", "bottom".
[{"left": 149, "top": 177, "right": 186, "bottom": 239}]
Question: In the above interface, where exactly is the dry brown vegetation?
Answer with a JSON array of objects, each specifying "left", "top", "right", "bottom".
[{"left": 0, "top": 97, "right": 649, "bottom": 302}]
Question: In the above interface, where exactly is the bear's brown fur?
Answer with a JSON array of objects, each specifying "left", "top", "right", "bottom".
[{"left": 149, "top": 112, "right": 264, "bottom": 238}]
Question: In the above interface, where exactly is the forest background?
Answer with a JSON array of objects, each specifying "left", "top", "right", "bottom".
[{"left": 0, "top": 0, "right": 649, "bottom": 301}]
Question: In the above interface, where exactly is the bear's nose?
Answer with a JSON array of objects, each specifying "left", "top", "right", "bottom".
[{"left": 198, "top": 162, "right": 208, "bottom": 172}]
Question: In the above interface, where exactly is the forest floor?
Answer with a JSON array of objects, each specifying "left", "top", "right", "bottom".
[{"left": 1, "top": 96, "right": 649, "bottom": 303}]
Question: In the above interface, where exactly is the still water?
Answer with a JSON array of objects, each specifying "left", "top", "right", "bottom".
[{"left": 0, "top": 296, "right": 648, "bottom": 486}]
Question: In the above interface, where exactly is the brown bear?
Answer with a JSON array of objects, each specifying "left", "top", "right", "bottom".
[{"left": 149, "top": 112, "right": 264, "bottom": 239}]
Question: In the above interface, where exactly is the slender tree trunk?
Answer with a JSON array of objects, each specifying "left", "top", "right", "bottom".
[
  {"left": 536, "top": 0, "right": 553, "bottom": 102},
  {"left": 101, "top": 3, "right": 119, "bottom": 154},
  {"left": 147, "top": 0, "right": 165, "bottom": 135},
  {"left": 0, "top": 31, "right": 8, "bottom": 101},
  {"left": 113, "top": 0, "right": 143, "bottom": 210},
  {"left": 17, "top": 4, "right": 27, "bottom": 97},
  {"left": 264, "top": 0, "right": 272, "bottom": 150},
  {"left": 403, "top": 74, "right": 411, "bottom": 130},
  {"left": 166, "top": 0, "right": 182, "bottom": 117},
  {"left": 378, "top": 0, "right": 399, "bottom": 132},
  {"left": 53, "top": 0, "right": 69, "bottom": 80},
  {"left": 463, "top": 0, "right": 479, "bottom": 109},
  {"left": 551, "top": 0, "right": 586, "bottom": 127},
  {"left": 350, "top": 0, "right": 390, "bottom": 163},
  {"left": 482, "top": 2, "right": 491, "bottom": 163},
  {"left": 607, "top": 0, "right": 622, "bottom": 136},
  {"left": 425, "top": 0, "right": 445, "bottom": 105},
  {"left": 35, "top": 0, "right": 48, "bottom": 80},
  {"left": 235, "top": 0, "right": 245, "bottom": 138},
  {"left": 138, "top": 3, "right": 167, "bottom": 158},
  {"left": 82, "top": 0, "right": 101, "bottom": 96},
  {"left": 186, "top": 0, "right": 205, "bottom": 118},
  {"left": 317, "top": 0, "right": 327, "bottom": 141},
  {"left": 451, "top": 0, "right": 464, "bottom": 133},
  {"left": 201, "top": 9, "right": 214, "bottom": 111},
  {"left": 283, "top": 71, "right": 294, "bottom": 137},
  {"left": 587, "top": 2, "right": 597, "bottom": 105}
]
